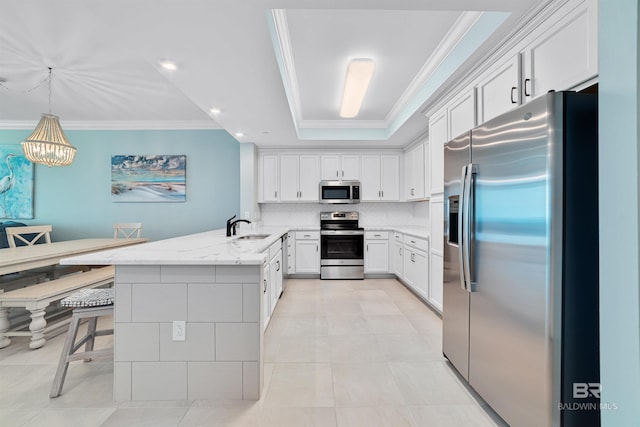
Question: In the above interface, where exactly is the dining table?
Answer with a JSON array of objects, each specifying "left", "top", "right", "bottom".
[{"left": 0, "top": 238, "right": 148, "bottom": 276}]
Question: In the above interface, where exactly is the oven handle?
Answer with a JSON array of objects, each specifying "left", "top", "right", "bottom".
[{"left": 320, "top": 230, "right": 364, "bottom": 236}]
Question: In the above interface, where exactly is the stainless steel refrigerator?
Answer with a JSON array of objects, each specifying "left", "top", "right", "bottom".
[{"left": 443, "top": 91, "right": 600, "bottom": 427}]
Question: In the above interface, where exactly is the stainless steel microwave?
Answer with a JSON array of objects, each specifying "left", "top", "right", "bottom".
[{"left": 319, "top": 180, "right": 360, "bottom": 204}]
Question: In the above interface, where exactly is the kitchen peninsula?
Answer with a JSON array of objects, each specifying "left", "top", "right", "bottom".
[{"left": 61, "top": 227, "right": 288, "bottom": 401}]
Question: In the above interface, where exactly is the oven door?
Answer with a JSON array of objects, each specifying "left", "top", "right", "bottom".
[{"left": 320, "top": 230, "right": 364, "bottom": 265}]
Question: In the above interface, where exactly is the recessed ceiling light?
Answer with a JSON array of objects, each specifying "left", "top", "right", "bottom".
[
  {"left": 210, "top": 108, "right": 222, "bottom": 115},
  {"left": 235, "top": 132, "right": 244, "bottom": 138},
  {"left": 339, "top": 58, "right": 376, "bottom": 118},
  {"left": 159, "top": 60, "right": 178, "bottom": 71}
]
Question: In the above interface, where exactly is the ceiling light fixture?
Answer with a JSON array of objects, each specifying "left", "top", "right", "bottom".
[
  {"left": 339, "top": 58, "right": 376, "bottom": 118},
  {"left": 210, "top": 108, "right": 221, "bottom": 115},
  {"left": 21, "top": 68, "right": 77, "bottom": 167},
  {"left": 235, "top": 132, "right": 244, "bottom": 138},
  {"left": 159, "top": 60, "right": 178, "bottom": 71}
]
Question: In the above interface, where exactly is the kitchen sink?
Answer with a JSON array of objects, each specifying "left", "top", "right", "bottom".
[{"left": 234, "top": 234, "right": 270, "bottom": 240}]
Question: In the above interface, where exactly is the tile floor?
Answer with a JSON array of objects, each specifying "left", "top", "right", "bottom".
[{"left": 0, "top": 278, "right": 505, "bottom": 426}]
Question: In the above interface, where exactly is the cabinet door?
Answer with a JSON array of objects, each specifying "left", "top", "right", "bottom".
[
  {"left": 406, "top": 143, "right": 425, "bottom": 200},
  {"left": 262, "top": 264, "right": 270, "bottom": 331},
  {"left": 287, "top": 233, "right": 296, "bottom": 274},
  {"left": 428, "top": 110, "right": 447, "bottom": 195},
  {"left": 269, "top": 257, "right": 278, "bottom": 317},
  {"left": 321, "top": 155, "right": 340, "bottom": 180},
  {"left": 429, "top": 254, "right": 443, "bottom": 312},
  {"left": 380, "top": 155, "right": 400, "bottom": 201},
  {"left": 403, "top": 247, "right": 416, "bottom": 290},
  {"left": 295, "top": 240, "right": 319, "bottom": 273},
  {"left": 341, "top": 155, "right": 360, "bottom": 180},
  {"left": 275, "top": 251, "right": 283, "bottom": 298},
  {"left": 430, "top": 200, "right": 444, "bottom": 255},
  {"left": 522, "top": 0, "right": 597, "bottom": 102},
  {"left": 476, "top": 55, "right": 520, "bottom": 124},
  {"left": 261, "top": 155, "right": 279, "bottom": 202},
  {"left": 298, "top": 155, "right": 320, "bottom": 201},
  {"left": 393, "top": 241, "right": 404, "bottom": 278},
  {"left": 365, "top": 239, "right": 389, "bottom": 273},
  {"left": 279, "top": 155, "right": 299, "bottom": 202},
  {"left": 448, "top": 88, "right": 476, "bottom": 140},
  {"left": 361, "top": 155, "right": 381, "bottom": 201},
  {"left": 414, "top": 249, "right": 429, "bottom": 300}
]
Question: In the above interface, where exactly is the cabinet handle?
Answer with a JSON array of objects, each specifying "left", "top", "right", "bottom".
[
  {"left": 381, "top": 190, "right": 384, "bottom": 198},
  {"left": 316, "top": 244, "right": 318, "bottom": 252},
  {"left": 342, "top": 170, "right": 344, "bottom": 177},
  {"left": 410, "top": 240, "right": 416, "bottom": 244},
  {"left": 304, "top": 234, "right": 311, "bottom": 237},
  {"left": 524, "top": 78, "right": 531, "bottom": 97},
  {"left": 374, "top": 234, "right": 381, "bottom": 237},
  {"left": 510, "top": 86, "right": 517, "bottom": 104},
  {"left": 399, "top": 247, "right": 402, "bottom": 255},
  {"left": 411, "top": 253, "right": 416, "bottom": 263},
  {"left": 367, "top": 244, "right": 369, "bottom": 252},
  {"left": 411, "top": 188, "right": 415, "bottom": 196},
  {"left": 275, "top": 191, "right": 277, "bottom": 198},
  {"left": 276, "top": 260, "right": 280, "bottom": 272},
  {"left": 263, "top": 279, "right": 267, "bottom": 294}
]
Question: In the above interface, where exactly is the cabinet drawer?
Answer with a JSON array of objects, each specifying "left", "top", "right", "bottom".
[
  {"left": 403, "top": 235, "right": 429, "bottom": 253},
  {"left": 365, "top": 231, "right": 389, "bottom": 240},
  {"left": 296, "top": 231, "right": 319, "bottom": 240},
  {"left": 269, "top": 240, "right": 282, "bottom": 260},
  {"left": 393, "top": 232, "right": 403, "bottom": 243}
]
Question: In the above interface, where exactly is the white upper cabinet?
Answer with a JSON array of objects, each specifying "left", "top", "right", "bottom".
[
  {"left": 521, "top": 0, "right": 598, "bottom": 102},
  {"left": 428, "top": 110, "right": 447, "bottom": 195},
  {"left": 405, "top": 142, "right": 426, "bottom": 201},
  {"left": 361, "top": 155, "right": 400, "bottom": 201},
  {"left": 448, "top": 88, "right": 476, "bottom": 141},
  {"left": 279, "top": 155, "right": 320, "bottom": 202},
  {"left": 260, "top": 155, "right": 279, "bottom": 202},
  {"left": 320, "top": 154, "right": 360, "bottom": 181},
  {"left": 476, "top": 55, "right": 521, "bottom": 124}
]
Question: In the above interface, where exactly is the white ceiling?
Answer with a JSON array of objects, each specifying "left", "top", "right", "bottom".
[{"left": 0, "top": 0, "right": 545, "bottom": 148}]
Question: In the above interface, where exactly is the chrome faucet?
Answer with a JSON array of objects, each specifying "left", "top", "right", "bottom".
[{"left": 226, "top": 215, "right": 251, "bottom": 237}]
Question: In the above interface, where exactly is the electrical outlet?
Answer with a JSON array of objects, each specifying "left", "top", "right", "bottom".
[{"left": 172, "top": 320, "right": 186, "bottom": 341}]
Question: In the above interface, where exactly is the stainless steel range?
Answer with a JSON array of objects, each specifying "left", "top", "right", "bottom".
[{"left": 320, "top": 212, "right": 364, "bottom": 280}]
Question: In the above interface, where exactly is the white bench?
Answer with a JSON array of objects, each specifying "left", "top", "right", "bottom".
[{"left": 0, "top": 266, "right": 115, "bottom": 349}]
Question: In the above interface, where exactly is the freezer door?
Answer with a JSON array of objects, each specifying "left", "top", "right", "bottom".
[
  {"left": 469, "top": 94, "right": 554, "bottom": 427},
  {"left": 442, "top": 131, "right": 471, "bottom": 380}
]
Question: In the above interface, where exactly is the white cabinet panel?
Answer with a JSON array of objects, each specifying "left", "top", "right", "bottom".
[
  {"left": 380, "top": 155, "right": 400, "bottom": 201},
  {"left": 365, "top": 231, "right": 389, "bottom": 274},
  {"left": 279, "top": 155, "right": 319, "bottom": 202},
  {"left": 295, "top": 240, "right": 319, "bottom": 274},
  {"left": 361, "top": 155, "right": 399, "bottom": 201},
  {"left": 477, "top": 55, "right": 521, "bottom": 124},
  {"left": 430, "top": 200, "right": 444, "bottom": 256},
  {"left": 279, "top": 155, "right": 299, "bottom": 202},
  {"left": 405, "top": 143, "right": 425, "bottom": 201},
  {"left": 403, "top": 246, "right": 429, "bottom": 298},
  {"left": 262, "top": 264, "right": 270, "bottom": 331},
  {"left": 261, "top": 155, "right": 279, "bottom": 202},
  {"left": 361, "top": 155, "right": 382, "bottom": 201},
  {"left": 522, "top": 0, "right": 598, "bottom": 101},
  {"left": 448, "top": 88, "right": 476, "bottom": 140},
  {"left": 321, "top": 155, "right": 340, "bottom": 180},
  {"left": 393, "top": 240, "right": 404, "bottom": 278},
  {"left": 341, "top": 155, "right": 360, "bottom": 181},
  {"left": 298, "top": 155, "right": 320, "bottom": 201},
  {"left": 428, "top": 110, "right": 447, "bottom": 195},
  {"left": 429, "top": 254, "right": 443, "bottom": 312}
]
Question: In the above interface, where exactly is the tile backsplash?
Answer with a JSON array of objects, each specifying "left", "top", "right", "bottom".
[{"left": 260, "top": 201, "right": 429, "bottom": 228}]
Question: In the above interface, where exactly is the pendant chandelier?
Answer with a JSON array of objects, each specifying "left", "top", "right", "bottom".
[{"left": 21, "top": 68, "right": 77, "bottom": 167}]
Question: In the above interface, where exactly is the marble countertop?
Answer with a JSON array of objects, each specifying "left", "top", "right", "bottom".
[
  {"left": 61, "top": 227, "right": 290, "bottom": 266},
  {"left": 61, "top": 224, "right": 429, "bottom": 267}
]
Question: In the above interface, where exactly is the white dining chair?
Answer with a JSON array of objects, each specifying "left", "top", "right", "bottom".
[
  {"left": 113, "top": 222, "right": 142, "bottom": 239},
  {"left": 6, "top": 225, "right": 52, "bottom": 248}
]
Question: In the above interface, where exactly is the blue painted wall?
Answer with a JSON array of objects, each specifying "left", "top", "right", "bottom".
[{"left": 0, "top": 129, "right": 240, "bottom": 241}]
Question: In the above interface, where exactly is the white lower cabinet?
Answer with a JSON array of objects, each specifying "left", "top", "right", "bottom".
[
  {"left": 429, "top": 254, "right": 443, "bottom": 312},
  {"left": 262, "top": 262, "right": 270, "bottom": 331},
  {"left": 365, "top": 231, "right": 389, "bottom": 274},
  {"left": 263, "top": 240, "right": 284, "bottom": 331},
  {"left": 403, "top": 244, "right": 429, "bottom": 300},
  {"left": 286, "top": 232, "right": 296, "bottom": 274},
  {"left": 393, "top": 239, "right": 404, "bottom": 277},
  {"left": 294, "top": 231, "right": 320, "bottom": 274}
]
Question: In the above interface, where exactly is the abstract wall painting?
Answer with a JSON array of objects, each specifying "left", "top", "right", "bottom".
[
  {"left": 0, "top": 145, "right": 34, "bottom": 219},
  {"left": 111, "top": 155, "right": 186, "bottom": 202}
]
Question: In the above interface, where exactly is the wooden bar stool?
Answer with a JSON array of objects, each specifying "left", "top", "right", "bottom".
[{"left": 50, "top": 288, "right": 114, "bottom": 398}]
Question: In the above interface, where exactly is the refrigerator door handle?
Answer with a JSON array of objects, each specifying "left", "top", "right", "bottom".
[
  {"left": 462, "top": 163, "right": 476, "bottom": 292},
  {"left": 459, "top": 164, "right": 468, "bottom": 291}
]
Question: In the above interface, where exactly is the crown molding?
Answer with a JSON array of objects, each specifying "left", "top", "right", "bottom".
[{"left": 0, "top": 120, "right": 223, "bottom": 130}]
